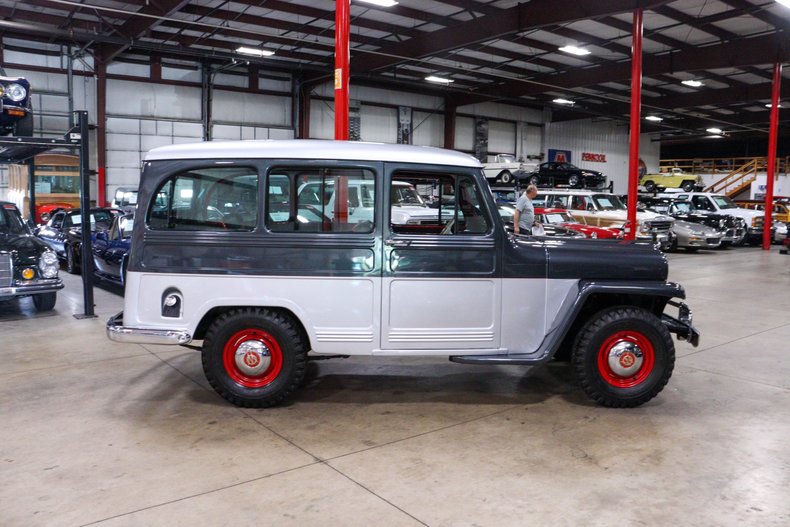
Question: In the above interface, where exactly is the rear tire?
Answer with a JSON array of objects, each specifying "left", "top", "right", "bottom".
[
  {"left": 572, "top": 306, "right": 674, "bottom": 408},
  {"left": 681, "top": 181, "right": 696, "bottom": 192},
  {"left": 643, "top": 181, "right": 656, "bottom": 192},
  {"left": 568, "top": 174, "right": 580, "bottom": 188},
  {"left": 32, "top": 292, "right": 57, "bottom": 312},
  {"left": 202, "top": 308, "right": 307, "bottom": 408},
  {"left": 500, "top": 171, "right": 512, "bottom": 184},
  {"left": 529, "top": 174, "right": 540, "bottom": 187}
]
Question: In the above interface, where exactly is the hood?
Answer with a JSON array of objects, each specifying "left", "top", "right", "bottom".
[
  {"left": 674, "top": 220, "right": 719, "bottom": 236},
  {"left": 543, "top": 238, "right": 668, "bottom": 281},
  {"left": 0, "top": 234, "right": 50, "bottom": 264}
]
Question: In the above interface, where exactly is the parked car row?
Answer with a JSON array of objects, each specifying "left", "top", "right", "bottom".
[{"left": 483, "top": 155, "right": 609, "bottom": 190}]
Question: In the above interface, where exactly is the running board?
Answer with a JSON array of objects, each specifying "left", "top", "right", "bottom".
[{"left": 449, "top": 354, "right": 547, "bottom": 365}]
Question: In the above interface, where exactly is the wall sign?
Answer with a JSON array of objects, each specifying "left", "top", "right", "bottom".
[
  {"left": 548, "top": 149, "right": 571, "bottom": 163},
  {"left": 582, "top": 152, "right": 607, "bottom": 163}
]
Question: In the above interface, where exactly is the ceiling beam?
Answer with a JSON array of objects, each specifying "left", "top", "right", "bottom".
[
  {"left": 100, "top": 0, "right": 191, "bottom": 62},
  {"left": 350, "top": 0, "right": 674, "bottom": 73}
]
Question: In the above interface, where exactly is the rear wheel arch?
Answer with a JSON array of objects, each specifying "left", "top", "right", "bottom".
[{"left": 193, "top": 305, "right": 311, "bottom": 351}]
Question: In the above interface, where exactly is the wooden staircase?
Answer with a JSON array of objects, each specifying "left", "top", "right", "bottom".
[{"left": 704, "top": 159, "right": 761, "bottom": 198}]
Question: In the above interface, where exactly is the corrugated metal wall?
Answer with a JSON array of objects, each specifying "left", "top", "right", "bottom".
[{"left": 545, "top": 119, "right": 661, "bottom": 192}]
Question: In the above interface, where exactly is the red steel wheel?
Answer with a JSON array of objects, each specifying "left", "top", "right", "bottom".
[
  {"left": 596, "top": 331, "right": 655, "bottom": 388},
  {"left": 222, "top": 328, "right": 284, "bottom": 388}
]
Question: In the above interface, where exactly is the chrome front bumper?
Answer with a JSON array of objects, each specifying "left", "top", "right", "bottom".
[
  {"left": 106, "top": 311, "right": 192, "bottom": 345},
  {"left": 0, "top": 279, "right": 63, "bottom": 298},
  {"left": 662, "top": 301, "right": 700, "bottom": 347}
]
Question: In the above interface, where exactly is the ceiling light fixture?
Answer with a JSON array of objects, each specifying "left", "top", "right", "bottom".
[
  {"left": 681, "top": 80, "right": 704, "bottom": 88},
  {"left": 552, "top": 98, "right": 575, "bottom": 105},
  {"left": 357, "top": 0, "right": 399, "bottom": 6},
  {"left": 645, "top": 116, "right": 663, "bottom": 122},
  {"left": 706, "top": 127, "right": 724, "bottom": 135},
  {"left": 425, "top": 75, "right": 453, "bottom": 84},
  {"left": 765, "top": 103, "right": 783, "bottom": 108},
  {"left": 559, "top": 45, "right": 591, "bottom": 56},
  {"left": 236, "top": 46, "right": 275, "bottom": 57}
]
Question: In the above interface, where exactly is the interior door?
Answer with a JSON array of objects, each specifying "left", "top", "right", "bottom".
[{"left": 380, "top": 168, "right": 501, "bottom": 352}]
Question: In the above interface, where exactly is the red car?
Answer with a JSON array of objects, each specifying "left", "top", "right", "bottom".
[
  {"left": 36, "top": 202, "right": 75, "bottom": 224},
  {"left": 536, "top": 207, "right": 623, "bottom": 239}
]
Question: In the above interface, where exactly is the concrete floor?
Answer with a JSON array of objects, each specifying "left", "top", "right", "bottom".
[{"left": 1, "top": 247, "right": 788, "bottom": 527}]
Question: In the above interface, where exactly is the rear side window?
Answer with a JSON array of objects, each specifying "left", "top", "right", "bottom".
[
  {"left": 266, "top": 168, "right": 375, "bottom": 233},
  {"left": 148, "top": 167, "right": 259, "bottom": 231}
]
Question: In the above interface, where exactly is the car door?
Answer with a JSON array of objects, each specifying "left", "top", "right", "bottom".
[
  {"left": 380, "top": 167, "right": 501, "bottom": 352},
  {"left": 94, "top": 216, "right": 131, "bottom": 280},
  {"left": 39, "top": 211, "right": 69, "bottom": 255}
]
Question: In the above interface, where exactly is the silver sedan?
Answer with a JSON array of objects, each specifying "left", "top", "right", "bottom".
[{"left": 671, "top": 220, "right": 722, "bottom": 252}]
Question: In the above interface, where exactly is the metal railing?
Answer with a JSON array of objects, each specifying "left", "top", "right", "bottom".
[{"left": 659, "top": 156, "right": 789, "bottom": 175}]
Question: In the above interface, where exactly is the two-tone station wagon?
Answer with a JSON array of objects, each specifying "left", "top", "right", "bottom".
[{"left": 107, "top": 140, "right": 699, "bottom": 408}]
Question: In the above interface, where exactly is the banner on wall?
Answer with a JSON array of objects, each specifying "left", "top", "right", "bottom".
[
  {"left": 581, "top": 152, "right": 607, "bottom": 163},
  {"left": 548, "top": 149, "right": 571, "bottom": 163},
  {"left": 474, "top": 117, "right": 489, "bottom": 162},
  {"left": 397, "top": 106, "right": 412, "bottom": 144}
]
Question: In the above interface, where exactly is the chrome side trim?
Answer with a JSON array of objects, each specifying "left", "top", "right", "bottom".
[{"left": 106, "top": 312, "right": 192, "bottom": 345}]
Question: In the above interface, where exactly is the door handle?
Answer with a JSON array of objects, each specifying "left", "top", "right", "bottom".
[{"left": 385, "top": 239, "right": 411, "bottom": 247}]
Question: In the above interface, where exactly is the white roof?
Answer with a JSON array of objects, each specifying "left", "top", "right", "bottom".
[{"left": 144, "top": 139, "right": 481, "bottom": 168}]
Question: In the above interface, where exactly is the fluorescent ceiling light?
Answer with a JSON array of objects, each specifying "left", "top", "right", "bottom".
[
  {"left": 236, "top": 46, "right": 275, "bottom": 57},
  {"left": 425, "top": 75, "right": 453, "bottom": 84},
  {"left": 681, "top": 80, "right": 704, "bottom": 88},
  {"left": 765, "top": 103, "right": 783, "bottom": 108},
  {"left": 357, "top": 0, "right": 399, "bottom": 6},
  {"left": 707, "top": 135, "right": 723, "bottom": 139},
  {"left": 706, "top": 127, "right": 723, "bottom": 135},
  {"left": 776, "top": 0, "right": 790, "bottom": 8},
  {"left": 559, "top": 45, "right": 591, "bottom": 56},
  {"left": 552, "top": 98, "right": 575, "bottom": 105},
  {"left": 645, "top": 115, "right": 663, "bottom": 122}
]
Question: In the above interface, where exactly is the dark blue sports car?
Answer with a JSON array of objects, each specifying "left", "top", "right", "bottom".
[
  {"left": 1, "top": 76, "right": 33, "bottom": 136},
  {"left": 92, "top": 213, "right": 133, "bottom": 285}
]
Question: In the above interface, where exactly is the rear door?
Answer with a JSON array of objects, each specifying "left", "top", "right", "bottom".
[{"left": 380, "top": 166, "right": 501, "bottom": 352}]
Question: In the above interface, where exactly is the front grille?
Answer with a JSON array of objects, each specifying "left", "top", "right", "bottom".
[
  {"left": 0, "top": 253, "right": 12, "bottom": 287},
  {"left": 647, "top": 220, "right": 672, "bottom": 233},
  {"left": 706, "top": 238, "right": 720, "bottom": 244}
]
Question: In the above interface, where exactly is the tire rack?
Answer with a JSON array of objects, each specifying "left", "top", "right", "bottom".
[{"left": 0, "top": 111, "right": 95, "bottom": 318}]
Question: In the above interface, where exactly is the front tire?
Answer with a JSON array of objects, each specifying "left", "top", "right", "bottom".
[
  {"left": 681, "top": 181, "right": 696, "bottom": 192},
  {"left": 568, "top": 174, "right": 580, "bottom": 188},
  {"left": 66, "top": 244, "right": 80, "bottom": 274},
  {"left": 202, "top": 308, "right": 307, "bottom": 408},
  {"left": 643, "top": 180, "right": 656, "bottom": 192},
  {"left": 572, "top": 306, "right": 675, "bottom": 408},
  {"left": 529, "top": 174, "right": 540, "bottom": 187},
  {"left": 32, "top": 292, "right": 57, "bottom": 312}
]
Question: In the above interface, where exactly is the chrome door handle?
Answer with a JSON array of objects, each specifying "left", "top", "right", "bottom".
[{"left": 385, "top": 239, "right": 411, "bottom": 247}]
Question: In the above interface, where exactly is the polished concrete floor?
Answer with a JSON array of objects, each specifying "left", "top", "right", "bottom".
[{"left": 1, "top": 247, "right": 789, "bottom": 526}]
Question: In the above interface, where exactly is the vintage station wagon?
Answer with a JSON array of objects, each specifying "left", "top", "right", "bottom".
[{"left": 107, "top": 140, "right": 699, "bottom": 409}]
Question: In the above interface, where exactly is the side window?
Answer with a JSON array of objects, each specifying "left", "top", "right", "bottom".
[
  {"left": 691, "top": 196, "right": 710, "bottom": 210},
  {"left": 147, "top": 166, "right": 259, "bottom": 231},
  {"left": 571, "top": 195, "right": 589, "bottom": 211},
  {"left": 265, "top": 168, "right": 375, "bottom": 233},
  {"left": 51, "top": 212, "right": 65, "bottom": 229},
  {"left": 390, "top": 173, "right": 490, "bottom": 235}
]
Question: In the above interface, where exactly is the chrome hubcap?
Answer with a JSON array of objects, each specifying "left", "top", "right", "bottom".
[
  {"left": 235, "top": 340, "right": 271, "bottom": 376},
  {"left": 607, "top": 341, "right": 644, "bottom": 377}
]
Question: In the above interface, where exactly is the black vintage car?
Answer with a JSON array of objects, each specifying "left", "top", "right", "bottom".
[
  {"left": 524, "top": 162, "right": 607, "bottom": 189},
  {"left": 0, "top": 75, "right": 33, "bottom": 136},
  {"left": 0, "top": 202, "right": 63, "bottom": 311},
  {"left": 36, "top": 208, "right": 120, "bottom": 272}
]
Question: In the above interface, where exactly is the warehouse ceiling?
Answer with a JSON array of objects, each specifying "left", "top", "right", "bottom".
[{"left": 0, "top": 0, "right": 788, "bottom": 141}]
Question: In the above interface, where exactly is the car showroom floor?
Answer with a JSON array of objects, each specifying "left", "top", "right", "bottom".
[{"left": 1, "top": 247, "right": 788, "bottom": 527}]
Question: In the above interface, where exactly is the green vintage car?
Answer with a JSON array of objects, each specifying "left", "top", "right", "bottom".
[
  {"left": 640, "top": 168, "right": 704, "bottom": 193},
  {"left": 0, "top": 202, "right": 63, "bottom": 311}
]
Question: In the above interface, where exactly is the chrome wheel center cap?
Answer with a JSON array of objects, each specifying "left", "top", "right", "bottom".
[
  {"left": 608, "top": 341, "right": 644, "bottom": 377},
  {"left": 235, "top": 340, "right": 271, "bottom": 376}
]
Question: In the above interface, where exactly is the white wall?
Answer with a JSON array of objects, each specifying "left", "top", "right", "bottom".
[{"left": 544, "top": 119, "right": 661, "bottom": 192}]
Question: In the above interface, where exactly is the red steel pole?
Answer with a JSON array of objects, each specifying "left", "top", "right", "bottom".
[
  {"left": 762, "top": 61, "right": 782, "bottom": 250},
  {"left": 334, "top": 0, "right": 350, "bottom": 140},
  {"left": 626, "top": 9, "right": 643, "bottom": 241}
]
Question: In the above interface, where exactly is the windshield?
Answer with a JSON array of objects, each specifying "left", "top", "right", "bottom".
[
  {"left": 713, "top": 195, "right": 737, "bottom": 209},
  {"left": 391, "top": 184, "right": 427, "bottom": 207},
  {"left": 68, "top": 210, "right": 115, "bottom": 228},
  {"left": 670, "top": 201, "right": 695, "bottom": 213},
  {"left": 116, "top": 190, "right": 138, "bottom": 207},
  {"left": 0, "top": 205, "right": 29, "bottom": 235},
  {"left": 544, "top": 211, "right": 574, "bottom": 224},
  {"left": 592, "top": 194, "right": 625, "bottom": 210}
]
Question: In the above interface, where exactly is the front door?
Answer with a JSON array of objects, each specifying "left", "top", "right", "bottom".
[{"left": 380, "top": 167, "right": 501, "bottom": 352}]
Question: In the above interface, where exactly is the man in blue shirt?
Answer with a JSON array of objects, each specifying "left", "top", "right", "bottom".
[{"left": 513, "top": 184, "right": 538, "bottom": 235}]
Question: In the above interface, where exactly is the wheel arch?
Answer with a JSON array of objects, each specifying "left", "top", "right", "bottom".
[
  {"left": 550, "top": 282, "right": 681, "bottom": 360},
  {"left": 193, "top": 305, "right": 311, "bottom": 351}
]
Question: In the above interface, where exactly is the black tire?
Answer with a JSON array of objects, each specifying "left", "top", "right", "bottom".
[
  {"left": 66, "top": 244, "right": 80, "bottom": 274},
  {"left": 202, "top": 308, "right": 307, "bottom": 408},
  {"left": 32, "top": 292, "right": 57, "bottom": 312},
  {"left": 14, "top": 109, "right": 34, "bottom": 137},
  {"left": 667, "top": 237, "right": 678, "bottom": 253},
  {"left": 568, "top": 174, "right": 580, "bottom": 188},
  {"left": 685, "top": 247, "right": 699, "bottom": 253},
  {"left": 571, "top": 306, "right": 675, "bottom": 408},
  {"left": 681, "top": 181, "right": 696, "bottom": 192},
  {"left": 500, "top": 171, "right": 512, "bottom": 184},
  {"left": 643, "top": 180, "right": 656, "bottom": 193},
  {"left": 528, "top": 174, "right": 540, "bottom": 187}
]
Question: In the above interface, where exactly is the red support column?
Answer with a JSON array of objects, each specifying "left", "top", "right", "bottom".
[
  {"left": 626, "top": 9, "right": 643, "bottom": 241},
  {"left": 334, "top": 0, "right": 350, "bottom": 141},
  {"left": 762, "top": 62, "right": 782, "bottom": 250}
]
